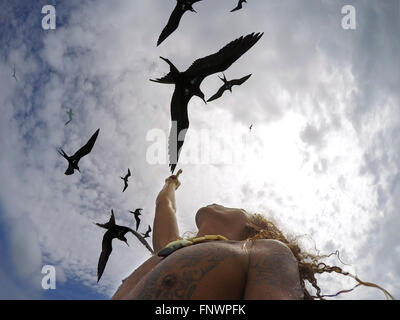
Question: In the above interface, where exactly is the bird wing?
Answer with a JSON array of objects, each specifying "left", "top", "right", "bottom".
[
  {"left": 109, "top": 210, "right": 116, "bottom": 226},
  {"left": 168, "top": 85, "right": 191, "bottom": 173},
  {"left": 135, "top": 215, "right": 141, "bottom": 231},
  {"left": 207, "top": 85, "right": 227, "bottom": 102},
  {"left": 184, "top": 32, "right": 263, "bottom": 83},
  {"left": 128, "top": 211, "right": 141, "bottom": 231},
  {"left": 150, "top": 57, "right": 180, "bottom": 84},
  {"left": 58, "top": 148, "right": 69, "bottom": 160},
  {"left": 122, "top": 181, "right": 128, "bottom": 192},
  {"left": 147, "top": 225, "right": 152, "bottom": 234},
  {"left": 71, "top": 128, "right": 100, "bottom": 161},
  {"left": 127, "top": 168, "right": 131, "bottom": 178},
  {"left": 97, "top": 230, "right": 113, "bottom": 282},
  {"left": 65, "top": 120, "right": 71, "bottom": 126},
  {"left": 122, "top": 227, "right": 154, "bottom": 254},
  {"left": 57, "top": 148, "right": 74, "bottom": 175},
  {"left": 157, "top": 4, "right": 185, "bottom": 46},
  {"left": 95, "top": 222, "right": 108, "bottom": 229},
  {"left": 230, "top": 73, "right": 252, "bottom": 86},
  {"left": 12, "top": 65, "right": 18, "bottom": 81},
  {"left": 230, "top": 1, "right": 243, "bottom": 12}
]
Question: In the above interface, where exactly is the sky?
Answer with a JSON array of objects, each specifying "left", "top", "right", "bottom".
[{"left": 0, "top": 0, "right": 399, "bottom": 300}]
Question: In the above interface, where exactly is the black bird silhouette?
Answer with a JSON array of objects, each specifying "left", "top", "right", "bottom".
[
  {"left": 231, "top": 0, "right": 247, "bottom": 12},
  {"left": 58, "top": 128, "right": 100, "bottom": 175},
  {"left": 249, "top": 124, "right": 253, "bottom": 132},
  {"left": 207, "top": 73, "right": 252, "bottom": 102},
  {"left": 120, "top": 168, "right": 131, "bottom": 192},
  {"left": 96, "top": 210, "right": 153, "bottom": 282},
  {"left": 142, "top": 225, "right": 152, "bottom": 239},
  {"left": 151, "top": 32, "right": 263, "bottom": 173},
  {"left": 129, "top": 208, "right": 143, "bottom": 231},
  {"left": 12, "top": 64, "right": 18, "bottom": 82},
  {"left": 65, "top": 108, "right": 73, "bottom": 126},
  {"left": 157, "top": 0, "right": 202, "bottom": 46}
]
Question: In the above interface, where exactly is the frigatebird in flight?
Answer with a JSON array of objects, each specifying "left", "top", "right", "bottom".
[
  {"left": 231, "top": 0, "right": 247, "bottom": 12},
  {"left": 129, "top": 208, "right": 143, "bottom": 231},
  {"left": 142, "top": 225, "right": 152, "bottom": 239},
  {"left": 12, "top": 64, "right": 18, "bottom": 82},
  {"left": 249, "top": 124, "right": 253, "bottom": 132},
  {"left": 207, "top": 73, "right": 252, "bottom": 102},
  {"left": 58, "top": 128, "right": 100, "bottom": 175},
  {"left": 65, "top": 108, "right": 73, "bottom": 126},
  {"left": 96, "top": 210, "right": 153, "bottom": 282},
  {"left": 157, "top": 0, "right": 202, "bottom": 46},
  {"left": 151, "top": 32, "right": 263, "bottom": 173},
  {"left": 120, "top": 168, "right": 131, "bottom": 192}
]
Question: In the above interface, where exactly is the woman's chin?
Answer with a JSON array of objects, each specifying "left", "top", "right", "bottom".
[{"left": 195, "top": 207, "right": 207, "bottom": 226}]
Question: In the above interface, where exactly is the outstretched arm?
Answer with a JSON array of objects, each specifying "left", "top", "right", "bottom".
[{"left": 152, "top": 170, "right": 182, "bottom": 253}]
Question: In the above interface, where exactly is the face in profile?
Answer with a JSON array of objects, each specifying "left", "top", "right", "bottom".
[{"left": 195, "top": 204, "right": 251, "bottom": 240}]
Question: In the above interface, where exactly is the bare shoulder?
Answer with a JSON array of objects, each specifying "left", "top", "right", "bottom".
[
  {"left": 249, "top": 239, "right": 295, "bottom": 256},
  {"left": 243, "top": 239, "right": 304, "bottom": 300}
]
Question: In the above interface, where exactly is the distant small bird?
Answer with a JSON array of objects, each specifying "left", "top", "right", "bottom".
[
  {"left": 249, "top": 124, "right": 253, "bottom": 132},
  {"left": 207, "top": 73, "right": 252, "bottom": 102},
  {"left": 151, "top": 32, "right": 263, "bottom": 173},
  {"left": 58, "top": 128, "right": 100, "bottom": 175},
  {"left": 157, "top": 0, "right": 202, "bottom": 46},
  {"left": 231, "top": 0, "right": 247, "bottom": 12},
  {"left": 96, "top": 210, "right": 153, "bottom": 282},
  {"left": 65, "top": 108, "right": 73, "bottom": 126},
  {"left": 142, "top": 225, "right": 152, "bottom": 239},
  {"left": 11, "top": 64, "right": 18, "bottom": 82},
  {"left": 120, "top": 168, "right": 131, "bottom": 192},
  {"left": 129, "top": 208, "right": 143, "bottom": 231}
]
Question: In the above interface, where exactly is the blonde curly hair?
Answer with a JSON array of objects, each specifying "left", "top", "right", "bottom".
[{"left": 242, "top": 213, "right": 394, "bottom": 300}]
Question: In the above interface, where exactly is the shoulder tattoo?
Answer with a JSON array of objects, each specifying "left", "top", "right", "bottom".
[{"left": 134, "top": 244, "right": 239, "bottom": 299}]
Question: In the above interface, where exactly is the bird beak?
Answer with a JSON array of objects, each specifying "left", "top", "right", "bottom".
[
  {"left": 125, "top": 241, "right": 130, "bottom": 247},
  {"left": 191, "top": 8, "right": 197, "bottom": 13}
]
